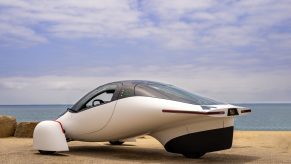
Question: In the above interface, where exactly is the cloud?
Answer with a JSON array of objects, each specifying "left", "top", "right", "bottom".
[
  {"left": 0, "top": 1, "right": 290, "bottom": 104},
  {"left": 0, "top": 0, "right": 290, "bottom": 49},
  {"left": 142, "top": 0, "right": 216, "bottom": 20},
  {"left": 0, "top": 65, "right": 290, "bottom": 104},
  {"left": 141, "top": 0, "right": 291, "bottom": 49},
  {"left": 0, "top": 81, "right": 28, "bottom": 89},
  {"left": 0, "top": 0, "right": 144, "bottom": 37},
  {"left": 0, "top": 23, "right": 47, "bottom": 46}
]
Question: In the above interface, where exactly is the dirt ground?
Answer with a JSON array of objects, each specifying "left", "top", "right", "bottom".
[{"left": 0, "top": 131, "right": 291, "bottom": 163}]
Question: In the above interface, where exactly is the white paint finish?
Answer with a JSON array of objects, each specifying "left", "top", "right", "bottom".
[
  {"left": 151, "top": 123, "right": 188, "bottom": 146},
  {"left": 224, "top": 117, "right": 234, "bottom": 127},
  {"left": 34, "top": 96, "right": 250, "bottom": 151},
  {"left": 186, "top": 117, "right": 224, "bottom": 132},
  {"left": 76, "top": 96, "right": 204, "bottom": 141},
  {"left": 59, "top": 97, "right": 249, "bottom": 142},
  {"left": 57, "top": 101, "right": 117, "bottom": 138},
  {"left": 33, "top": 121, "right": 68, "bottom": 151}
]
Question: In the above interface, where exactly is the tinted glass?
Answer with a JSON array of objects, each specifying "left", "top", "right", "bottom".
[
  {"left": 70, "top": 84, "right": 117, "bottom": 112},
  {"left": 85, "top": 90, "right": 115, "bottom": 108},
  {"left": 137, "top": 83, "right": 222, "bottom": 105}
]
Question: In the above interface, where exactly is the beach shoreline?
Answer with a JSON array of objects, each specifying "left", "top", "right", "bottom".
[{"left": 0, "top": 130, "right": 290, "bottom": 163}]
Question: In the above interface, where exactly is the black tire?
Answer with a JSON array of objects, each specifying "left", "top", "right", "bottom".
[
  {"left": 39, "top": 150, "right": 56, "bottom": 155},
  {"left": 109, "top": 141, "right": 124, "bottom": 145},
  {"left": 182, "top": 152, "right": 206, "bottom": 159}
]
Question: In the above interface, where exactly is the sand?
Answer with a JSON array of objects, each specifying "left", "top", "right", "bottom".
[{"left": 0, "top": 131, "right": 291, "bottom": 163}]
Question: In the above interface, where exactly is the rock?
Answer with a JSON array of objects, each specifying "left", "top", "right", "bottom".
[
  {"left": 14, "top": 122, "right": 38, "bottom": 138},
  {"left": 0, "top": 115, "right": 17, "bottom": 137}
]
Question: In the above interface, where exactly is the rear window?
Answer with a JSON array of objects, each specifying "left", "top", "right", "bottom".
[{"left": 135, "top": 83, "right": 222, "bottom": 105}]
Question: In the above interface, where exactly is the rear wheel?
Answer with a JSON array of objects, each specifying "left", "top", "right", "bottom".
[
  {"left": 182, "top": 152, "right": 206, "bottom": 159},
  {"left": 109, "top": 141, "right": 124, "bottom": 145},
  {"left": 38, "top": 150, "right": 56, "bottom": 155}
]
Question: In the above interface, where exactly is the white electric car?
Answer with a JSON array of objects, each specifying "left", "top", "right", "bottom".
[{"left": 33, "top": 80, "right": 251, "bottom": 158}]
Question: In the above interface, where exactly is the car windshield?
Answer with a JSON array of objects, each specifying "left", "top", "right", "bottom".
[{"left": 145, "top": 83, "right": 222, "bottom": 105}]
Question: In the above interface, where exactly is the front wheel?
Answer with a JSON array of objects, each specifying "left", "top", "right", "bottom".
[
  {"left": 109, "top": 141, "right": 124, "bottom": 145},
  {"left": 39, "top": 150, "right": 56, "bottom": 155},
  {"left": 182, "top": 152, "right": 206, "bottom": 159}
]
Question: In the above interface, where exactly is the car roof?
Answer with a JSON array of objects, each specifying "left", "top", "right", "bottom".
[{"left": 114, "top": 80, "right": 166, "bottom": 86}]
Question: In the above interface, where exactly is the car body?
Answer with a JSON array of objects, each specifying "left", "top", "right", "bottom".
[{"left": 33, "top": 80, "right": 251, "bottom": 158}]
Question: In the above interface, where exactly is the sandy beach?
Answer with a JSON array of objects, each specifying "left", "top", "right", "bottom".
[{"left": 0, "top": 131, "right": 290, "bottom": 163}]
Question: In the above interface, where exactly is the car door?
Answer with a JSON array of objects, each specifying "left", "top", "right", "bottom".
[{"left": 66, "top": 83, "right": 121, "bottom": 134}]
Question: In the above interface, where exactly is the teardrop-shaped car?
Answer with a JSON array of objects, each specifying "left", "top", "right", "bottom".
[{"left": 33, "top": 80, "right": 251, "bottom": 158}]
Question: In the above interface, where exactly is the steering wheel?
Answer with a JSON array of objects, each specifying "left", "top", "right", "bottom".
[{"left": 92, "top": 99, "right": 104, "bottom": 106}]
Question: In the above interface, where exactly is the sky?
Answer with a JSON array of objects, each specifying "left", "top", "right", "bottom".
[{"left": 0, "top": 0, "right": 291, "bottom": 104}]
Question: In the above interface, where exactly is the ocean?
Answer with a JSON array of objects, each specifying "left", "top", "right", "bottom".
[{"left": 0, "top": 103, "right": 290, "bottom": 131}]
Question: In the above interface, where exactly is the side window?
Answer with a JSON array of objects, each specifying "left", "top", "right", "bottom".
[
  {"left": 71, "top": 84, "right": 118, "bottom": 112},
  {"left": 85, "top": 89, "right": 115, "bottom": 108}
]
